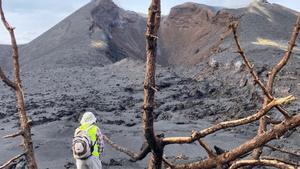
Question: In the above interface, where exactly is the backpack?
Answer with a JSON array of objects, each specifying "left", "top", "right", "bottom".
[{"left": 72, "top": 126, "right": 96, "bottom": 159}]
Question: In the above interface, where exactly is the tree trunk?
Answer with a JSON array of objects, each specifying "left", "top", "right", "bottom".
[
  {"left": 0, "top": 0, "right": 38, "bottom": 168},
  {"left": 143, "top": 0, "right": 162, "bottom": 168},
  {"left": 11, "top": 26, "right": 38, "bottom": 169}
]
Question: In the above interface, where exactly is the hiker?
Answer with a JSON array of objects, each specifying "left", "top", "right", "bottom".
[{"left": 72, "top": 112, "right": 104, "bottom": 169}]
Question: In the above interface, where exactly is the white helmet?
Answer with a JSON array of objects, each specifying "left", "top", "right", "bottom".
[{"left": 80, "top": 112, "right": 97, "bottom": 125}]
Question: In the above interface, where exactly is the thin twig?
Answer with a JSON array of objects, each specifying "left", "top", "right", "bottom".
[
  {"left": 0, "top": 67, "right": 16, "bottom": 90},
  {"left": 103, "top": 135, "right": 151, "bottom": 162},
  {"left": 230, "top": 23, "right": 292, "bottom": 119},
  {"left": 198, "top": 139, "right": 216, "bottom": 158},
  {"left": 145, "top": 33, "right": 159, "bottom": 39},
  {"left": 163, "top": 157, "right": 175, "bottom": 169},
  {"left": 264, "top": 144, "right": 300, "bottom": 157},
  {"left": 0, "top": 153, "right": 25, "bottom": 169},
  {"left": 150, "top": 85, "right": 159, "bottom": 92},
  {"left": 261, "top": 156, "right": 300, "bottom": 166},
  {"left": 3, "top": 130, "right": 24, "bottom": 139},
  {"left": 229, "top": 158, "right": 296, "bottom": 169}
]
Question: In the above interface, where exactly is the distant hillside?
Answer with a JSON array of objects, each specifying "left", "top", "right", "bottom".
[
  {"left": 18, "top": 0, "right": 146, "bottom": 71},
  {"left": 159, "top": 1, "right": 298, "bottom": 66},
  {"left": 0, "top": 0, "right": 299, "bottom": 71},
  {"left": 0, "top": 45, "right": 12, "bottom": 73}
]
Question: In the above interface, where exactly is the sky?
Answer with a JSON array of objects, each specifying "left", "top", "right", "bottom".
[{"left": 0, "top": 0, "right": 299, "bottom": 44}]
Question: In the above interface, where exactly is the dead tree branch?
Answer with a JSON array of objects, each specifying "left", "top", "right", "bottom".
[
  {"left": 0, "top": 153, "right": 25, "bottom": 169},
  {"left": 102, "top": 2, "right": 299, "bottom": 169},
  {"left": 0, "top": 1, "right": 38, "bottom": 168},
  {"left": 261, "top": 156, "right": 300, "bottom": 166},
  {"left": 252, "top": 13, "right": 300, "bottom": 159},
  {"left": 170, "top": 113, "right": 300, "bottom": 169},
  {"left": 163, "top": 95, "right": 295, "bottom": 145},
  {"left": 198, "top": 139, "right": 216, "bottom": 158},
  {"left": 264, "top": 144, "right": 300, "bottom": 157},
  {"left": 0, "top": 67, "right": 16, "bottom": 90},
  {"left": 228, "top": 158, "right": 296, "bottom": 169},
  {"left": 230, "top": 23, "right": 290, "bottom": 119},
  {"left": 162, "top": 157, "right": 175, "bottom": 169},
  {"left": 103, "top": 135, "right": 151, "bottom": 162},
  {"left": 3, "top": 130, "right": 24, "bottom": 139},
  {"left": 266, "top": 14, "right": 300, "bottom": 99}
]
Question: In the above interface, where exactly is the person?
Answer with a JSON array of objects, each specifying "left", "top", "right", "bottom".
[{"left": 73, "top": 112, "right": 104, "bottom": 169}]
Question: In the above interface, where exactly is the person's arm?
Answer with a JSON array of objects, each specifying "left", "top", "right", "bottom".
[{"left": 96, "top": 127, "right": 104, "bottom": 156}]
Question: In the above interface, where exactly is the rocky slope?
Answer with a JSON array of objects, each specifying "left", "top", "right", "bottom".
[
  {"left": 18, "top": 0, "right": 146, "bottom": 71},
  {"left": 0, "top": 45, "right": 12, "bottom": 72},
  {"left": 159, "top": 1, "right": 299, "bottom": 66},
  {"left": 3, "top": 0, "right": 299, "bottom": 69},
  {"left": 0, "top": 0, "right": 299, "bottom": 168}
]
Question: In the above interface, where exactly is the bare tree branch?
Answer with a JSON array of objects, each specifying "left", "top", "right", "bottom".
[
  {"left": 170, "top": 113, "right": 300, "bottom": 169},
  {"left": 0, "top": 153, "right": 25, "bottom": 169},
  {"left": 0, "top": 1, "right": 38, "bottom": 168},
  {"left": 95, "top": 2, "right": 299, "bottom": 169},
  {"left": 266, "top": 14, "right": 300, "bottom": 98},
  {"left": 162, "top": 157, "right": 175, "bottom": 169},
  {"left": 253, "top": 13, "right": 300, "bottom": 159},
  {"left": 103, "top": 135, "right": 151, "bottom": 162},
  {"left": 198, "top": 139, "right": 216, "bottom": 158},
  {"left": 230, "top": 23, "right": 291, "bottom": 119},
  {"left": 0, "top": 67, "right": 16, "bottom": 90},
  {"left": 264, "top": 144, "right": 300, "bottom": 157},
  {"left": 163, "top": 95, "right": 295, "bottom": 145},
  {"left": 3, "top": 130, "right": 24, "bottom": 139},
  {"left": 229, "top": 159, "right": 296, "bottom": 169},
  {"left": 261, "top": 156, "right": 300, "bottom": 166}
]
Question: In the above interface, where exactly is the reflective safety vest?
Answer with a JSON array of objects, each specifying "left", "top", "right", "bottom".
[{"left": 78, "top": 124, "right": 100, "bottom": 157}]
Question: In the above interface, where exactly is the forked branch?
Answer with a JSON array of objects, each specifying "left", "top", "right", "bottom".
[
  {"left": 230, "top": 23, "right": 293, "bottom": 119},
  {"left": 163, "top": 95, "right": 295, "bottom": 145},
  {"left": 171, "top": 113, "right": 300, "bottom": 169},
  {"left": 266, "top": 14, "right": 300, "bottom": 95},
  {"left": 253, "top": 13, "right": 300, "bottom": 159},
  {"left": 0, "top": 67, "right": 16, "bottom": 90}
]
